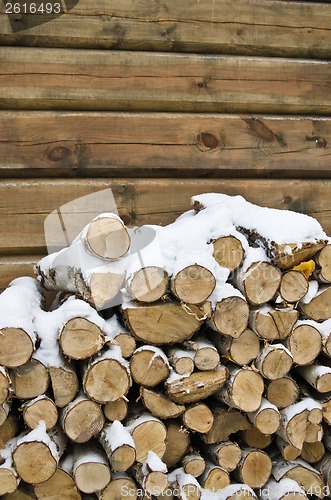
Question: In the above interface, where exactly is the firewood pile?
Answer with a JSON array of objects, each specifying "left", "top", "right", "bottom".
[{"left": 2, "top": 193, "right": 331, "bottom": 499}]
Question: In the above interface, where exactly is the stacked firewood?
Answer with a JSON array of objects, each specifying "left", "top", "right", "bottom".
[{"left": 2, "top": 193, "right": 331, "bottom": 499}]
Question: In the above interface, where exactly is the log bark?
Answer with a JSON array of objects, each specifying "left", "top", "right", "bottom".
[
  {"left": 247, "top": 398, "right": 281, "bottom": 435},
  {"left": 316, "top": 453, "right": 331, "bottom": 494},
  {"left": 276, "top": 436, "right": 301, "bottom": 461},
  {"left": 299, "top": 285, "right": 331, "bottom": 321},
  {"left": 140, "top": 387, "right": 185, "bottom": 420},
  {"left": 199, "top": 461, "right": 230, "bottom": 491},
  {"left": 170, "top": 265, "right": 216, "bottom": 305},
  {"left": 98, "top": 472, "right": 138, "bottom": 500},
  {"left": 127, "top": 266, "right": 168, "bottom": 303},
  {"left": 182, "top": 403, "right": 213, "bottom": 433},
  {"left": 212, "top": 235, "right": 245, "bottom": 271},
  {"left": 132, "top": 452, "right": 168, "bottom": 497},
  {"left": 73, "top": 443, "right": 111, "bottom": 494},
  {"left": 13, "top": 423, "right": 67, "bottom": 484},
  {"left": 82, "top": 347, "right": 131, "bottom": 404},
  {"left": 126, "top": 412, "right": 167, "bottom": 463},
  {"left": 203, "top": 441, "right": 241, "bottom": 472},
  {"left": 182, "top": 453, "right": 206, "bottom": 478},
  {"left": 123, "top": 301, "right": 202, "bottom": 345},
  {"left": 209, "top": 295, "right": 249, "bottom": 338},
  {"left": 265, "top": 376, "right": 299, "bottom": 409},
  {"left": 22, "top": 395, "right": 58, "bottom": 430},
  {"left": 168, "top": 468, "right": 201, "bottom": 500},
  {"left": 234, "top": 448, "right": 272, "bottom": 489},
  {"left": 162, "top": 420, "right": 190, "bottom": 469},
  {"left": 255, "top": 344, "right": 293, "bottom": 380},
  {"left": 202, "top": 404, "right": 250, "bottom": 444},
  {"left": 285, "top": 323, "right": 322, "bottom": 366},
  {"left": 280, "top": 270, "right": 309, "bottom": 303},
  {"left": 99, "top": 421, "right": 136, "bottom": 472},
  {"left": 59, "top": 317, "right": 105, "bottom": 360},
  {"left": 249, "top": 307, "right": 298, "bottom": 341},
  {"left": 166, "top": 366, "right": 228, "bottom": 404},
  {"left": 104, "top": 398, "right": 128, "bottom": 422},
  {"left": 214, "top": 365, "right": 264, "bottom": 412},
  {"left": 61, "top": 393, "right": 105, "bottom": 443},
  {"left": 130, "top": 346, "right": 170, "bottom": 387},
  {"left": 296, "top": 363, "right": 331, "bottom": 393},
  {"left": 272, "top": 458, "right": 324, "bottom": 498}
]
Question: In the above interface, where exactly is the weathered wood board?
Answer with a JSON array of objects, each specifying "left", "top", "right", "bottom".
[
  {"left": 0, "top": 112, "right": 330, "bottom": 178},
  {"left": 0, "top": 178, "right": 330, "bottom": 256},
  {"left": 0, "top": 0, "right": 330, "bottom": 58},
  {"left": 0, "top": 48, "right": 330, "bottom": 114}
]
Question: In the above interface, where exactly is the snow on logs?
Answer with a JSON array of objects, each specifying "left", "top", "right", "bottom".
[{"left": 2, "top": 193, "right": 331, "bottom": 497}]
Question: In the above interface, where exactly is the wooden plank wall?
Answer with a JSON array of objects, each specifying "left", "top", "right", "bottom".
[{"left": 0, "top": 0, "right": 330, "bottom": 290}]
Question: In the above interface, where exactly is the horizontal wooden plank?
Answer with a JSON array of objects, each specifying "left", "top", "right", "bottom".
[
  {"left": 0, "top": 0, "right": 331, "bottom": 58},
  {"left": 0, "top": 111, "right": 330, "bottom": 178},
  {"left": 0, "top": 178, "right": 330, "bottom": 256},
  {"left": 1, "top": 48, "right": 331, "bottom": 115},
  {"left": 0, "top": 255, "right": 42, "bottom": 291}
]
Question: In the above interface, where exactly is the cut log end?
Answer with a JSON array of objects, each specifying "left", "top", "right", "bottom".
[
  {"left": 0, "top": 469, "right": 18, "bottom": 496},
  {"left": 23, "top": 396, "right": 58, "bottom": 430},
  {"left": 280, "top": 270, "right": 308, "bottom": 303},
  {"left": 238, "top": 450, "right": 272, "bottom": 489},
  {"left": 183, "top": 404, "right": 213, "bottom": 433},
  {"left": 13, "top": 441, "right": 57, "bottom": 484},
  {"left": 123, "top": 302, "right": 201, "bottom": 345},
  {"left": 74, "top": 461, "right": 111, "bottom": 494},
  {"left": 131, "top": 419, "right": 167, "bottom": 464},
  {"left": 171, "top": 265, "right": 216, "bottom": 304},
  {"left": 211, "top": 296, "right": 249, "bottom": 338},
  {"left": 49, "top": 365, "right": 79, "bottom": 408},
  {"left": 243, "top": 261, "right": 281, "bottom": 305},
  {"left": 230, "top": 369, "right": 264, "bottom": 412},
  {"left": 212, "top": 235, "right": 244, "bottom": 271},
  {"left": 60, "top": 317, "right": 105, "bottom": 360},
  {"left": 129, "top": 267, "right": 168, "bottom": 303},
  {"left": 104, "top": 398, "right": 128, "bottom": 422},
  {"left": 86, "top": 215, "right": 130, "bottom": 260},
  {"left": 266, "top": 377, "right": 299, "bottom": 409},
  {"left": 0, "top": 328, "right": 34, "bottom": 368},
  {"left": 84, "top": 357, "right": 130, "bottom": 404},
  {"left": 62, "top": 399, "right": 104, "bottom": 443}
]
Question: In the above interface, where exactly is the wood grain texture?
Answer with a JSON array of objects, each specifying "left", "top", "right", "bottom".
[
  {"left": 0, "top": 178, "right": 331, "bottom": 256},
  {"left": 0, "top": 112, "right": 330, "bottom": 178},
  {"left": 1, "top": 48, "right": 331, "bottom": 114},
  {"left": 0, "top": 0, "right": 330, "bottom": 58},
  {"left": 0, "top": 255, "right": 41, "bottom": 290}
]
